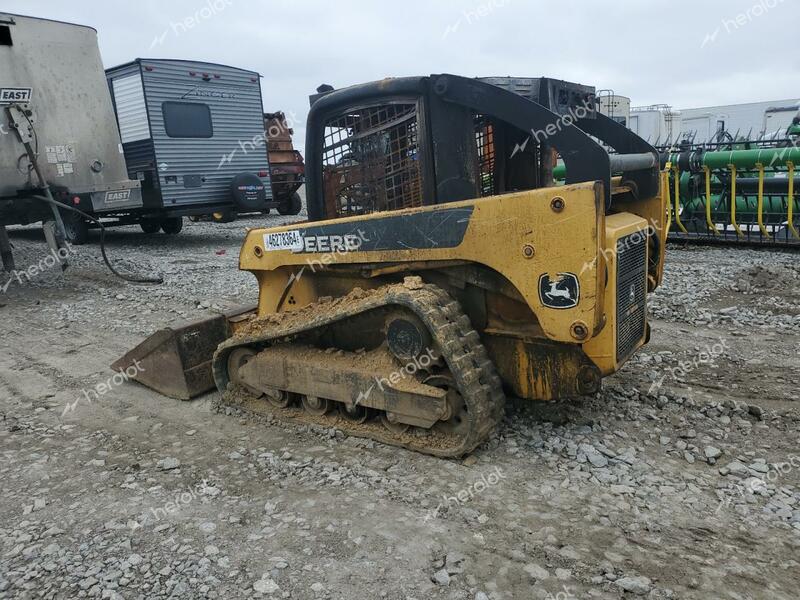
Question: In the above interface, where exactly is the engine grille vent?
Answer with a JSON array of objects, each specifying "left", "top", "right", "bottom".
[{"left": 616, "top": 231, "right": 647, "bottom": 361}]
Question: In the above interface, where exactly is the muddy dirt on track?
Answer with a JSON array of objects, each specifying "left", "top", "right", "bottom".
[{"left": 1, "top": 212, "right": 799, "bottom": 600}]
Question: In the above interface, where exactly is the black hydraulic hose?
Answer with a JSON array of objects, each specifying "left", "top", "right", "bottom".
[
  {"left": 33, "top": 195, "right": 163, "bottom": 285},
  {"left": 10, "top": 103, "right": 162, "bottom": 285}
]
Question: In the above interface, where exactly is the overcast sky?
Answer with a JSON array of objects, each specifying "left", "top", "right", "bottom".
[{"left": 6, "top": 0, "right": 799, "bottom": 147}]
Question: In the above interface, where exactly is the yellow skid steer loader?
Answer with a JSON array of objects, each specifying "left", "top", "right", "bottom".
[{"left": 114, "top": 74, "right": 667, "bottom": 457}]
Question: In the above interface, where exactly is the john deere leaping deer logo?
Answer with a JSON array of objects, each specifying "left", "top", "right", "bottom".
[{"left": 538, "top": 272, "right": 580, "bottom": 309}]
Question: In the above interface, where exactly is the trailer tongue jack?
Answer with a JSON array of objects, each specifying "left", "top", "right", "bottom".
[{"left": 0, "top": 225, "right": 13, "bottom": 272}]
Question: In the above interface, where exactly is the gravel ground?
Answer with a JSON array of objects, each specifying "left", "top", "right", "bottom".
[{"left": 0, "top": 211, "right": 799, "bottom": 600}]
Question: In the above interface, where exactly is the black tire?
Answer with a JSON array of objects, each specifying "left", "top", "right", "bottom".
[
  {"left": 140, "top": 219, "right": 160, "bottom": 234},
  {"left": 277, "top": 191, "right": 303, "bottom": 216},
  {"left": 230, "top": 173, "right": 267, "bottom": 211},
  {"left": 161, "top": 217, "right": 183, "bottom": 235},
  {"left": 62, "top": 213, "right": 89, "bottom": 245}
]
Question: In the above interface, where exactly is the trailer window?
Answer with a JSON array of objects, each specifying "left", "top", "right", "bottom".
[
  {"left": 0, "top": 25, "right": 11, "bottom": 45},
  {"left": 162, "top": 101, "right": 213, "bottom": 138}
]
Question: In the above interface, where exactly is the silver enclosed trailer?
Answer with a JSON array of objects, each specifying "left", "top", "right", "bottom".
[
  {"left": 0, "top": 13, "right": 142, "bottom": 261},
  {"left": 106, "top": 58, "right": 296, "bottom": 223},
  {"left": 630, "top": 99, "right": 800, "bottom": 146}
]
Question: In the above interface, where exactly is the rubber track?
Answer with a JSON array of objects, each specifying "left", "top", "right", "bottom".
[{"left": 212, "top": 281, "right": 505, "bottom": 457}]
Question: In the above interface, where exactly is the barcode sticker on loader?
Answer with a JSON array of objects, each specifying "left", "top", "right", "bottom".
[{"left": 264, "top": 230, "right": 303, "bottom": 252}]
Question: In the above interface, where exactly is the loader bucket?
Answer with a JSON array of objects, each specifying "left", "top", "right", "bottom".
[{"left": 112, "top": 305, "right": 256, "bottom": 400}]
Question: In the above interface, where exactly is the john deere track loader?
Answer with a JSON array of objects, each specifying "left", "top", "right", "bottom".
[{"left": 115, "top": 74, "right": 668, "bottom": 457}]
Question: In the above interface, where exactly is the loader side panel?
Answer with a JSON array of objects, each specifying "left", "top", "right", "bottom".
[{"left": 239, "top": 183, "right": 605, "bottom": 345}]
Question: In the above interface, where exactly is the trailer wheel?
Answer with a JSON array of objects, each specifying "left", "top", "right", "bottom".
[
  {"left": 62, "top": 213, "right": 89, "bottom": 245},
  {"left": 161, "top": 217, "right": 183, "bottom": 235},
  {"left": 277, "top": 192, "right": 303, "bottom": 216},
  {"left": 212, "top": 210, "right": 237, "bottom": 224},
  {"left": 140, "top": 219, "right": 160, "bottom": 234}
]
